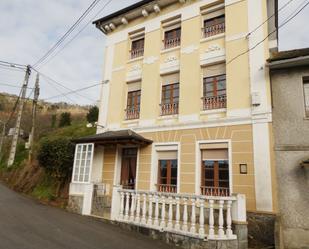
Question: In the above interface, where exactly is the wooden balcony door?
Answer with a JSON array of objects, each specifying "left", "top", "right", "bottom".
[{"left": 120, "top": 148, "right": 137, "bottom": 190}]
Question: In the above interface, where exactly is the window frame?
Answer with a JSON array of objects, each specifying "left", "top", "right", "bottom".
[
  {"left": 195, "top": 140, "right": 232, "bottom": 196},
  {"left": 203, "top": 74, "right": 226, "bottom": 98},
  {"left": 303, "top": 77, "right": 309, "bottom": 118},
  {"left": 126, "top": 90, "right": 141, "bottom": 111},
  {"left": 130, "top": 37, "right": 145, "bottom": 59},
  {"left": 72, "top": 143, "right": 94, "bottom": 184},
  {"left": 163, "top": 26, "right": 181, "bottom": 49},
  {"left": 157, "top": 159, "right": 178, "bottom": 192}
]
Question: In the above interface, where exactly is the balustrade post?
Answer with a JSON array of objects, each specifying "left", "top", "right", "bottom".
[
  {"left": 218, "top": 200, "right": 225, "bottom": 238},
  {"left": 141, "top": 193, "right": 147, "bottom": 225},
  {"left": 135, "top": 193, "right": 141, "bottom": 223},
  {"left": 226, "top": 200, "right": 233, "bottom": 237},
  {"left": 147, "top": 194, "right": 153, "bottom": 226},
  {"left": 182, "top": 198, "right": 188, "bottom": 232},
  {"left": 209, "top": 199, "right": 215, "bottom": 238},
  {"left": 190, "top": 198, "right": 196, "bottom": 234},
  {"left": 124, "top": 192, "right": 130, "bottom": 221},
  {"left": 130, "top": 192, "right": 136, "bottom": 222},
  {"left": 167, "top": 196, "right": 173, "bottom": 229},
  {"left": 160, "top": 196, "right": 166, "bottom": 229},
  {"left": 198, "top": 198, "right": 205, "bottom": 237},
  {"left": 119, "top": 191, "right": 125, "bottom": 220},
  {"left": 154, "top": 194, "right": 159, "bottom": 227},
  {"left": 175, "top": 197, "right": 180, "bottom": 231}
]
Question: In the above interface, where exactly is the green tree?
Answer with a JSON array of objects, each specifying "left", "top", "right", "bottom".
[
  {"left": 51, "top": 114, "right": 57, "bottom": 128},
  {"left": 37, "top": 137, "right": 75, "bottom": 193},
  {"left": 58, "top": 112, "right": 71, "bottom": 127},
  {"left": 86, "top": 106, "right": 99, "bottom": 124}
]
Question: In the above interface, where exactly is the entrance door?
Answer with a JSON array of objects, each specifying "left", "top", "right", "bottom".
[{"left": 120, "top": 148, "right": 137, "bottom": 189}]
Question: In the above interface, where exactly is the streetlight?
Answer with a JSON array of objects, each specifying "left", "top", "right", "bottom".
[{"left": 86, "top": 122, "right": 105, "bottom": 129}]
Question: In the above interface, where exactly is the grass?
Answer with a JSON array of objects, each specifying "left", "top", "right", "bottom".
[{"left": 32, "top": 176, "right": 56, "bottom": 201}]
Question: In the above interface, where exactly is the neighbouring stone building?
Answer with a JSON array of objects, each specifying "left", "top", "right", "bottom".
[{"left": 268, "top": 48, "right": 309, "bottom": 249}]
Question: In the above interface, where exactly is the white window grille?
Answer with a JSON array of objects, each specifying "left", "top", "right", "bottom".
[{"left": 72, "top": 143, "right": 94, "bottom": 183}]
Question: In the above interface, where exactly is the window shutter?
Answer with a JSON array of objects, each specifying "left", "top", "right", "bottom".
[
  {"left": 202, "top": 149, "right": 228, "bottom": 160},
  {"left": 162, "top": 73, "right": 180, "bottom": 86},
  {"left": 158, "top": 151, "right": 178, "bottom": 160},
  {"left": 127, "top": 81, "right": 141, "bottom": 92},
  {"left": 202, "top": 63, "right": 226, "bottom": 78}
]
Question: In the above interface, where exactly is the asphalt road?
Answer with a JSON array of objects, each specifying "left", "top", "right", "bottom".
[{"left": 0, "top": 183, "right": 174, "bottom": 249}]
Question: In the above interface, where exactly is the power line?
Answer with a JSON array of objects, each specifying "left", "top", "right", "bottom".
[
  {"left": 31, "top": 67, "right": 96, "bottom": 102},
  {"left": 227, "top": 0, "right": 309, "bottom": 66},
  {"left": 0, "top": 60, "right": 27, "bottom": 68},
  {"left": 0, "top": 82, "right": 34, "bottom": 89},
  {"left": 37, "top": 0, "right": 113, "bottom": 69},
  {"left": 33, "top": 0, "right": 101, "bottom": 68},
  {"left": 246, "top": 0, "right": 295, "bottom": 38},
  {"left": 44, "top": 81, "right": 105, "bottom": 101}
]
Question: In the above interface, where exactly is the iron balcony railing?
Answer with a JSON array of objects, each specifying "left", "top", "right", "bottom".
[
  {"left": 200, "top": 186, "right": 230, "bottom": 197},
  {"left": 202, "top": 22, "right": 225, "bottom": 38},
  {"left": 156, "top": 184, "right": 177, "bottom": 193},
  {"left": 130, "top": 48, "right": 144, "bottom": 59},
  {"left": 163, "top": 37, "right": 181, "bottom": 49},
  {"left": 202, "top": 95, "right": 226, "bottom": 110},
  {"left": 125, "top": 107, "right": 140, "bottom": 120},
  {"left": 160, "top": 102, "right": 179, "bottom": 116}
]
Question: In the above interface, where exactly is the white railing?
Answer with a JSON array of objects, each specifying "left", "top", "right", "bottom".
[{"left": 113, "top": 188, "right": 246, "bottom": 240}]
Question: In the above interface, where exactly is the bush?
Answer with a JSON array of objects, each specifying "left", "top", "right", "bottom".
[
  {"left": 86, "top": 106, "right": 99, "bottom": 124},
  {"left": 37, "top": 137, "right": 75, "bottom": 182},
  {"left": 58, "top": 112, "right": 71, "bottom": 127}
]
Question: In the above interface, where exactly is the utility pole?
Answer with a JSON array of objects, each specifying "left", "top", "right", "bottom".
[
  {"left": 7, "top": 65, "right": 31, "bottom": 167},
  {"left": 28, "top": 73, "right": 40, "bottom": 162},
  {"left": 0, "top": 121, "right": 6, "bottom": 159}
]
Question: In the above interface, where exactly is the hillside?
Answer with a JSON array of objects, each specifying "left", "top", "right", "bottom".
[{"left": 0, "top": 92, "right": 97, "bottom": 207}]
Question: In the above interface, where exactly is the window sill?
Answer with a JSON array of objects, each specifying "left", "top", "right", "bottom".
[
  {"left": 200, "top": 108, "right": 226, "bottom": 115},
  {"left": 127, "top": 56, "right": 144, "bottom": 63},
  {"left": 200, "top": 33, "right": 225, "bottom": 43},
  {"left": 123, "top": 119, "right": 139, "bottom": 124},
  {"left": 160, "top": 46, "right": 180, "bottom": 54},
  {"left": 157, "top": 114, "right": 179, "bottom": 120}
]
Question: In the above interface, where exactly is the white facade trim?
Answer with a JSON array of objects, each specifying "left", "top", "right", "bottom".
[
  {"left": 247, "top": 1, "right": 273, "bottom": 212},
  {"left": 225, "top": 32, "right": 247, "bottom": 42},
  {"left": 200, "top": 46, "right": 226, "bottom": 66},
  {"left": 252, "top": 123, "right": 273, "bottom": 212}
]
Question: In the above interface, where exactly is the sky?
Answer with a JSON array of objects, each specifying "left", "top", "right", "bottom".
[{"left": 0, "top": 0, "right": 308, "bottom": 105}]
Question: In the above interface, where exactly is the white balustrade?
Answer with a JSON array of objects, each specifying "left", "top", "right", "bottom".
[{"left": 116, "top": 189, "right": 241, "bottom": 241}]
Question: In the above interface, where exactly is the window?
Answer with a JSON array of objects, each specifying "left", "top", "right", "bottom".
[
  {"left": 164, "top": 27, "right": 181, "bottom": 49},
  {"left": 126, "top": 90, "right": 141, "bottom": 120},
  {"left": 161, "top": 83, "right": 179, "bottom": 115},
  {"left": 202, "top": 64, "right": 226, "bottom": 110},
  {"left": 200, "top": 143, "right": 229, "bottom": 196},
  {"left": 73, "top": 144, "right": 94, "bottom": 183},
  {"left": 130, "top": 38, "right": 144, "bottom": 59},
  {"left": 303, "top": 78, "right": 309, "bottom": 117},
  {"left": 158, "top": 160, "right": 178, "bottom": 193}
]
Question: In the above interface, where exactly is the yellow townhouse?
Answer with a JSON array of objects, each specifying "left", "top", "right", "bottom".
[{"left": 68, "top": 1, "right": 278, "bottom": 248}]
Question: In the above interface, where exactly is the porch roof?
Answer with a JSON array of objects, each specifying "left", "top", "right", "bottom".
[{"left": 73, "top": 129, "right": 153, "bottom": 146}]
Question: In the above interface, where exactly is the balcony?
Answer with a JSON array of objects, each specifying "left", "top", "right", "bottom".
[
  {"left": 130, "top": 48, "right": 144, "bottom": 59},
  {"left": 163, "top": 37, "right": 181, "bottom": 50},
  {"left": 202, "top": 22, "right": 225, "bottom": 38},
  {"left": 156, "top": 184, "right": 177, "bottom": 193},
  {"left": 160, "top": 102, "right": 179, "bottom": 116},
  {"left": 125, "top": 107, "right": 140, "bottom": 120},
  {"left": 201, "top": 186, "right": 230, "bottom": 197},
  {"left": 202, "top": 95, "right": 226, "bottom": 111},
  {"left": 113, "top": 188, "right": 246, "bottom": 240}
]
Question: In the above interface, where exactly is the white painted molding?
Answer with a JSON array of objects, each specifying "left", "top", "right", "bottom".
[
  {"left": 126, "top": 64, "right": 142, "bottom": 82},
  {"left": 139, "top": 119, "right": 156, "bottom": 126},
  {"left": 181, "top": 45, "right": 198, "bottom": 54},
  {"left": 143, "top": 56, "right": 159, "bottom": 64},
  {"left": 225, "top": 32, "right": 247, "bottom": 42},
  {"left": 226, "top": 108, "right": 251, "bottom": 118},
  {"left": 200, "top": 45, "right": 226, "bottom": 66},
  {"left": 112, "top": 66, "right": 125, "bottom": 72},
  {"left": 160, "top": 57, "right": 180, "bottom": 75},
  {"left": 178, "top": 114, "right": 199, "bottom": 123}
]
